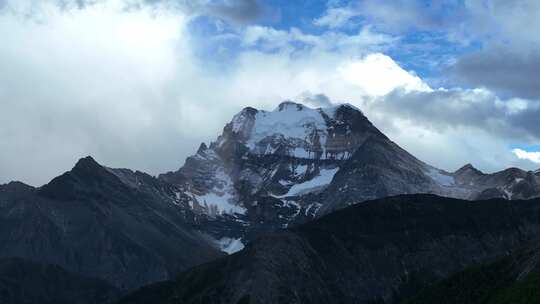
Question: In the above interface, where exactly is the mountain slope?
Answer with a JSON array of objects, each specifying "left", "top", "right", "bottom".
[
  {"left": 403, "top": 239, "right": 540, "bottom": 304},
  {"left": 159, "top": 102, "right": 389, "bottom": 243},
  {"left": 318, "top": 135, "right": 435, "bottom": 214},
  {"left": 118, "top": 194, "right": 540, "bottom": 304},
  {"left": 0, "top": 257, "right": 120, "bottom": 304},
  {"left": 159, "top": 101, "right": 540, "bottom": 243},
  {"left": 0, "top": 157, "right": 223, "bottom": 290}
]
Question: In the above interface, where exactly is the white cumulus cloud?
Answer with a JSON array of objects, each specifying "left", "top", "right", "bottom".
[
  {"left": 513, "top": 149, "right": 540, "bottom": 164},
  {"left": 337, "top": 53, "right": 431, "bottom": 97}
]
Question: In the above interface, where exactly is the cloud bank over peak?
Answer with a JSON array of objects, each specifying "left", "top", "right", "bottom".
[
  {"left": 0, "top": 0, "right": 539, "bottom": 185},
  {"left": 0, "top": 1, "right": 434, "bottom": 185},
  {"left": 337, "top": 53, "right": 431, "bottom": 96}
]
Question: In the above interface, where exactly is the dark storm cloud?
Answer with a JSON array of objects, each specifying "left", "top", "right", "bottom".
[
  {"left": 444, "top": 1, "right": 540, "bottom": 100},
  {"left": 508, "top": 107, "right": 540, "bottom": 140},
  {"left": 2, "top": 0, "right": 262, "bottom": 25},
  {"left": 203, "top": 0, "right": 261, "bottom": 24},
  {"left": 372, "top": 88, "right": 540, "bottom": 141},
  {"left": 315, "top": 0, "right": 464, "bottom": 33},
  {"left": 450, "top": 48, "right": 540, "bottom": 99},
  {"left": 147, "top": 0, "right": 262, "bottom": 24},
  {"left": 359, "top": 0, "right": 462, "bottom": 33}
]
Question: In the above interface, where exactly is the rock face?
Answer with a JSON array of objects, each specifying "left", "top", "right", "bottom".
[
  {"left": 118, "top": 194, "right": 540, "bottom": 304},
  {"left": 0, "top": 157, "right": 223, "bottom": 291},
  {"left": 0, "top": 257, "right": 120, "bottom": 304},
  {"left": 159, "top": 102, "right": 388, "bottom": 243},
  {"left": 319, "top": 143, "right": 540, "bottom": 214},
  {"left": 159, "top": 101, "right": 540, "bottom": 243}
]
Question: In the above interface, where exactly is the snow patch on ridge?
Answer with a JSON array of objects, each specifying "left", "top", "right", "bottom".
[
  {"left": 428, "top": 168, "right": 455, "bottom": 187},
  {"left": 278, "top": 167, "right": 339, "bottom": 197},
  {"left": 293, "top": 164, "right": 308, "bottom": 176},
  {"left": 247, "top": 103, "right": 327, "bottom": 149},
  {"left": 194, "top": 192, "right": 245, "bottom": 215},
  {"left": 227, "top": 102, "right": 364, "bottom": 161},
  {"left": 192, "top": 170, "right": 246, "bottom": 216},
  {"left": 216, "top": 237, "right": 245, "bottom": 254}
]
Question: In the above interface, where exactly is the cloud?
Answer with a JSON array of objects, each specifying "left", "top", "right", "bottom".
[
  {"left": 445, "top": 1, "right": 540, "bottom": 100},
  {"left": 464, "top": 0, "right": 540, "bottom": 47},
  {"left": 313, "top": 0, "right": 540, "bottom": 89},
  {"left": 513, "top": 149, "right": 540, "bottom": 164},
  {"left": 315, "top": 0, "right": 540, "bottom": 43},
  {"left": 0, "top": 0, "right": 428, "bottom": 186},
  {"left": 313, "top": 6, "right": 359, "bottom": 29},
  {"left": 0, "top": 0, "right": 263, "bottom": 24},
  {"left": 297, "top": 92, "right": 333, "bottom": 108},
  {"left": 315, "top": 0, "right": 462, "bottom": 33},
  {"left": 369, "top": 88, "right": 540, "bottom": 141},
  {"left": 354, "top": 88, "right": 540, "bottom": 172},
  {"left": 1, "top": 0, "right": 101, "bottom": 13},
  {"left": 337, "top": 53, "right": 430, "bottom": 96},
  {"left": 1, "top": 0, "right": 539, "bottom": 187},
  {"left": 449, "top": 47, "right": 540, "bottom": 99},
  {"left": 242, "top": 25, "right": 397, "bottom": 54},
  {"left": 202, "top": 0, "right": 261, "bottom": 24},
  {"left": 0, "top": 1, "right": 198, "bottom": 185}
]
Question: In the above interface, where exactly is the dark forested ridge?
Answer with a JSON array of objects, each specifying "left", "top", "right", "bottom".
[
  {"left": 0, "top": 257, "right": 120, "bottom": 304},
  {"left": 119, "top": 194, "right": 540, "bottom": 304},
  {"left": 403, "top": 239, "right": 540, "bottom": 304}
]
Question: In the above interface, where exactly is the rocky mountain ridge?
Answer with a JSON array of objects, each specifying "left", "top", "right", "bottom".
[
  {"left": 0, "top": 157, "right": 223, "bottom": 291},
  {"left": 158, "top": 101, "right": 540, "bottom": 244},
  {"left": 1, "top": 100, "right": 539, "bottom": 298}
]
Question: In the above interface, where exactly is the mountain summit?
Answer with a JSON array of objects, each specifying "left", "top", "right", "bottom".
[
  {"left": 160, "top": 101, "right": 540, "bottom": 244},
  {"left": 159, "top": 102, "right": 395, "bottom": 241}
]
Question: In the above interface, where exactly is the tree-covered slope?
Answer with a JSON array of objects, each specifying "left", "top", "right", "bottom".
[
  {"left": 404, "top": 240, "right": 540, "bottom": 304},
  {"left": 0, "top": 257, "right": 120, "bottom": 304},
  {"left": 118, "top": 194, "right": 540, "bottom": 304}
]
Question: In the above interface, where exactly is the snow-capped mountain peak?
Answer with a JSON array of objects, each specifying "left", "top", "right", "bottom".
[
  {"left": 159, "top": 101, "right": 388, "bottom": 241},
  {"left": 221, "top": 101, "right": 382, "bottom": 161},
  {"left": 159, "top": 100, "right": 540, "bottom": 244}
]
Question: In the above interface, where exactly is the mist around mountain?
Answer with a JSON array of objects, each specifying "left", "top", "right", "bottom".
[{"left": 1, "top": 101, "right": 540, "bottom": 304}]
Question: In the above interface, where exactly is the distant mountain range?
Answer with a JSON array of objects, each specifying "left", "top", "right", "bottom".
[{"left": 1, "top": 101, "right": 539, "bottom": 303}]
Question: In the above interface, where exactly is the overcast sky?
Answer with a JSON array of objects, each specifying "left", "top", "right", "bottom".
[{"left": 1, "top": 0, "right": 539, "bottom": 186}]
